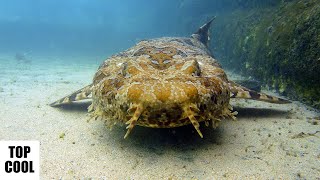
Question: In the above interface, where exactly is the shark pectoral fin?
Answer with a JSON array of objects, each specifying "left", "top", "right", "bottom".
[
  {"left": 228, "top": 81, "right": 291, "bottom": 104},
  {"left": 49, "top": 84, "right": 93, "bottom": 107}
]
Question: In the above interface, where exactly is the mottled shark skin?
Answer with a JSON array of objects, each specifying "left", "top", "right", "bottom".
[{"left": 50, "top": 17, "right": 290, "bottom": 138}]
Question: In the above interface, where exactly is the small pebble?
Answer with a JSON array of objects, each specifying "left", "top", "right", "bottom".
[{"left": 59, "top": 132, "right": 66, "bottom": 139}]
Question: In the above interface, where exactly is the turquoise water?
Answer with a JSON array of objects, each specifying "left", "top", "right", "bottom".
[{"left": 0, "top": 0, "right": 279, "bottom": 58}]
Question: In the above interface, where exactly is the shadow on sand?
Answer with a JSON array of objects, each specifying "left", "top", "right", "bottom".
[
  {"left": 51, "top": 102, "right": 290, "bottom": 154},
  {"left": 234, "top": 106, "right": 290, "bottom": 119},
  {"left": 49, "top": 101, "right": 91, "bottom": 112}
]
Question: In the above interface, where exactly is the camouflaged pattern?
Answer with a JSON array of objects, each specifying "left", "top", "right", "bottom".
[
  {"left": 50, "top": 19, "right": 290, "bottom": 139},
  {"left": 89, "top": 37, "right": 238, "bottom": 138}
]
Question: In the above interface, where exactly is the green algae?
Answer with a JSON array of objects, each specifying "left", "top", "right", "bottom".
[{"left": 213, "top": 0, "right": 320, "bottom": 108}]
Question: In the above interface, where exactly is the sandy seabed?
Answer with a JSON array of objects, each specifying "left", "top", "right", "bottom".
[{"left": 0, "top": 55, "right": 319, "bottom": 179}]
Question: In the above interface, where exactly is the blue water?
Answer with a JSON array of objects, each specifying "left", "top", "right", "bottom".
[
  {"left": 0, "top": 1, "right": 190, "bottom": 57},
  {"left": 1, "top": 0, "right": 266, "bottom": 57}
]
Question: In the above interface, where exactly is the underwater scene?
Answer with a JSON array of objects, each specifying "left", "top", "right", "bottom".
[{"left": 0, "top": 0, "right": 319, "bottom": 179}]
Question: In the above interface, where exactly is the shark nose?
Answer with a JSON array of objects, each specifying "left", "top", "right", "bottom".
[
  {"left": 124, "top": 81, "right": 203, "bottom": 139},
  {"left": 127, "top": 82, "right": 199, "bottom": 104},
  {"left": 153, "top": 83, "right": 172, "bottom": 103}
]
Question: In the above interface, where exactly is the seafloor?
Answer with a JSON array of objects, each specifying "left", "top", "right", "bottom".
[{"left": 0, "top": 55, "right": 319, "bottom": 179}]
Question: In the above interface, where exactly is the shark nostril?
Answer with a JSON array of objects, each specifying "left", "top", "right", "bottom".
[{"left": 211, "top": 95, "right": 217, "bottom": 104}]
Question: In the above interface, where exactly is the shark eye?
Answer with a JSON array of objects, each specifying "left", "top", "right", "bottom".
[
  {"left": 163, "top": 60, "right": 171, "bottom": 64},
  {"left": 120, "top": 62, "right": 128, "bottom": 76},
  {"left": 151, "top": 60, "right": 160, "bottom": 65},
  {"left": 182, "top": 59, "right": 201, "bottom": 76},
  {"left": 150, "top": 50, "right": 159, "bottom": 54},
  {"left": 120, "top": 61, "right": 141, "bottom": 77}
]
